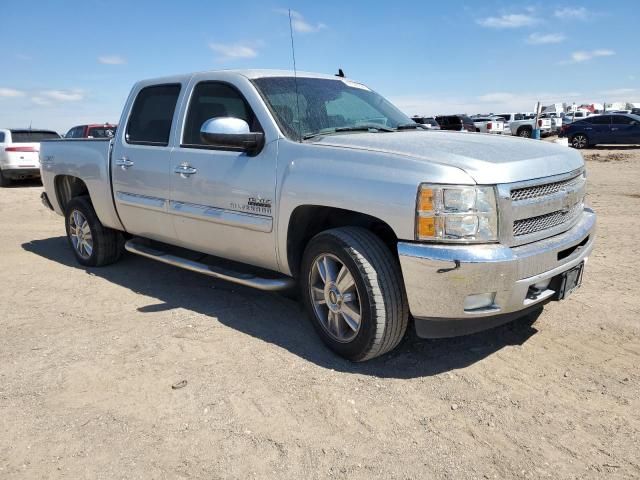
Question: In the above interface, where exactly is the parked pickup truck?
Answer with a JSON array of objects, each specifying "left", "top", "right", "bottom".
[
  {"left": 496, "top": 113, "right": 552, "bottom": 138},
  {"left": 40, "top": 70, "right": 596, "bottom": 361}
]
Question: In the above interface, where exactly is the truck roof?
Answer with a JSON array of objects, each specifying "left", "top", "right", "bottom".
[{"left": 135, "top": 69, "right": 347, "bottom": 87}]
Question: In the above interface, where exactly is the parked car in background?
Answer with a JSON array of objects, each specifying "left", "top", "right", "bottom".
[
  {"left": 496, "top": 113, "right": 552, "bottom": 138},
  {"left": 606, "top": 110, "right": 631, "bottom": 115},
  {"left": 631, "top": 108, "right": 640, "bottom": 116},
  {"left": 540, "top": 112, "right": 563, "bottom": 134},
  {"left": 563, "top": 110, "right": 591, "bottom": 124},
  {"left": 65, "top": 123, "right": 117, "bottom": 139},
  {"left": 435, "top": 115, "right": 475, "bottom": 132},
  {"left": 0, "top": 128, "right": 60, "bottom": 186},
  {"left": 39, "top": 69, "right": 595, "bottom": 361},
  {"left": 411, "top": 116, "right": 440, "bottom": 129},
  {"left": 471, "top": 117, "right": 504, "bottom": 134},
  {"left": 560, "top": 113, "right": 640, "bottom": 149}
]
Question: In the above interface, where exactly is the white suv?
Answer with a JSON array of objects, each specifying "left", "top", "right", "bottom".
[{"left": 0, "top": 129, "right": 60, "bottom": 186}]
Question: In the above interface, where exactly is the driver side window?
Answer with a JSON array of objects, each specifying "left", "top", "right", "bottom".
[{"left": 182, "top": 82, "right": 261, "bottom": 146}]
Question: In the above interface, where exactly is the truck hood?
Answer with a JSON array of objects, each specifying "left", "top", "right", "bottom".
[{"left": 311, "top": 130, "right": 583, "bottom": 184}]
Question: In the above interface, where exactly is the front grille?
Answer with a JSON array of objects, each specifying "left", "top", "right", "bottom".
[
  {"left": 511, "top": 174, "right": 583, "bottom": 201},
  {"left": 513, "top": 203, "right": 583, "bottom": 237}
]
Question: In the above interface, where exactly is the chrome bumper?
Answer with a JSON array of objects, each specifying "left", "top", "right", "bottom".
[{"left": 398, "top": 209, "right": 595, "bottom": 336}]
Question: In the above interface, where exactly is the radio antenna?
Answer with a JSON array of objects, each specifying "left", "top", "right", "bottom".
[{"left": 288, "top": 9, "right": 303, "bottom": 142}]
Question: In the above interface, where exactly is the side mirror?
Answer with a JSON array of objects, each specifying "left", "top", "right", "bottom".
[{"left": 200, "top": 117, "right": 264, "bottom": 156}]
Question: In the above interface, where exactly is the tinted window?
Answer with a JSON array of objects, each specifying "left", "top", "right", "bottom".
[
  {"left": 183, "top": 82, "right": 259, "bottom": 146},
  {"left": 0, "top": 132, "right": 4, "bottom": 142},
  {"left": 126, "top": 84, "right": 181, "bottom": 146},
  {"left": 87, "top": 126, "right": 116, "bottom": 138},
  {"left": 588, "top": 116, "right": 611, "bottom": 125},
  {"left": 10, "top": 130, "right": 59, "bottom": 142},
  {"left": 612, "top": 115, "right": 634, "bottom": 125}
]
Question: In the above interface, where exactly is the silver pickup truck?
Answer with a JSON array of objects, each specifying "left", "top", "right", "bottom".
[{"left": 40, "top": 70, "right": 595, "bottom": 361}]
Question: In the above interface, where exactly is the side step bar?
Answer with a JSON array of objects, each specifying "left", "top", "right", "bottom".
[{"left": 124, "top": 239, "right": 296, "bottom": 292}]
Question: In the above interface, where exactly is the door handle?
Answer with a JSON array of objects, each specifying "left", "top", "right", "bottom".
[
  {"left": 115, "top": 157, "right": 134, "bottom": 170},
  {"left": 174, "top": 162, "right": 197, "bottom": 177},
  {"left": 611, "top": 127, "right": 619, "bottom": 131}
]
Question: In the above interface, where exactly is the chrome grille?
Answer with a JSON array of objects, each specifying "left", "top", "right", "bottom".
[
  {"left": 511, "top": 174, "right": 583, "bottom": 201},
  {"left": 513, "top": 203, "right": 583, "bottom": 237}
]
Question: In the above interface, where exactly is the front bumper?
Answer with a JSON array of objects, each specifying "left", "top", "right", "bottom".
[{"left": 398, "top": 209, "right": 595, "bottom": 337}]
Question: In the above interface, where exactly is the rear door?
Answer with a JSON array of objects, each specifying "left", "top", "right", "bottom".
[
  {"left": 611, "top": 115, "right": 640, "bottom": 144},
  {"left": 168, "top": 78, "right": 278, "bottom": 269},
  {"left": 111, "top": 82, "right": 184, "bottom": 243},
  {"left": 587, "top": 115, "right": 612, "bottom": 144}
]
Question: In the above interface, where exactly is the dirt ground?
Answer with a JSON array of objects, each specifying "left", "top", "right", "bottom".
[{"left": 1, "top": 145, "right": 639, "bottom": 479}]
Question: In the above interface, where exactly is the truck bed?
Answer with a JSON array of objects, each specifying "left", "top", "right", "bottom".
[{"left": 39, "top": 138, "right": 123, "bottom": 230}]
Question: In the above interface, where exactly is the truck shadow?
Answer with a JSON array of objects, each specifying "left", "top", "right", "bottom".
[{"left": 22, "top": 236, "right": 540, "bottom": 379}]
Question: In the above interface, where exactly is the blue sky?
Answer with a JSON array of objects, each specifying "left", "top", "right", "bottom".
[{"left": 1, "top": 0, "right": 638, "bottom": 132}]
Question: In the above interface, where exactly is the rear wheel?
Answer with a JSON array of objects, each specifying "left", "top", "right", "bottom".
[
  {"left": 570, "top": 134, "right": 589, "bottom": 149},
  {"left": 300, "top": 227, "right": 409, "bottom": 361},
  {"left": 0, "top": 170, "right": 11, "bottom": 187},
  {"left": 517, "top": 127, "right": 532, "bottom": 138},
  {"left": 65, "top": 196, "right": 124, "bottom": 267}
]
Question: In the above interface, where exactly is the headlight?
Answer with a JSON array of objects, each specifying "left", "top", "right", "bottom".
[{"left": 416, "top": 184, "right": 498, "bottom": 243}]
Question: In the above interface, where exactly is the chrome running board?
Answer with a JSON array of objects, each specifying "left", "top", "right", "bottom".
[{"left": 124, "top": 239, "right": 295, "bottom": 292}]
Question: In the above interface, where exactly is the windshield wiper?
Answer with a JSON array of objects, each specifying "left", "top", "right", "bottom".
[
  {"left": 302, "top": 124, "right": 394, "bottom": 140},
  {"left": 396, "top": 123, "right": 426, "bottom": 130}
]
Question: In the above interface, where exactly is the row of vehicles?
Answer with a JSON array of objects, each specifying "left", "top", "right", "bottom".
[
  {"left": 412, "top": 113, "right": 554, "bottom": 138},
  {"left": 0, "top": 124, "right": 116, "bottom": 186}
]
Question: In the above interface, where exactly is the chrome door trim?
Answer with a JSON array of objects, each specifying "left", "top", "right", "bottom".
[
  {"left": 115, "top": 191, "right": 167, "bottom": 212},
  {"left": 169, "top": 201, "right": 273, "bottom": 233}
]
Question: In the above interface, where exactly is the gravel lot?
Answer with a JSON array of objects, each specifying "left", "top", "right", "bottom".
[{"left": 1, "top": 146, "right": 639, "bottom": 479}]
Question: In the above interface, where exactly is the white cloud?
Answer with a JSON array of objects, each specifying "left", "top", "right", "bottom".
[
  {"left": 276, "top": 9, "right": 327, "bottom": 33},
  {"left": 600, "top": 88, "right": 636, "bottom": 96},
  {"left": 565, "top": 49, "right": 615, "bottom": 64},
  {"left": 477, "top": 13, "right": 538, "bottom": 28},
  {"left": 554, "top": 7, "right": 590, "bottom": 20},
  {"left": 98, "top": 55, "right": 126, "bottom": 65},
  {"left": 526, "top": 32, "right": 566, "bottom": 45},
  {"left": 0, "top": 88, "right": 25, "bottom": 98},
  {"left": 40, "top": 90, "right": 85, "bottom": 102},
  {"left": 208, "top": 42, "right": 258, "bottom": 61},
  {"left": 31, "top": 96, "right": 51, "bottom": 106}
]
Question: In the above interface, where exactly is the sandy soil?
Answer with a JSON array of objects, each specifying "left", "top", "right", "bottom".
[{"left": 1, "top": 146, "right": 639, "bottom": 479}]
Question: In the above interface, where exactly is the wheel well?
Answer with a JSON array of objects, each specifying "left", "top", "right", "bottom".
[
  {"left": 517, "top": 125, "right": 532, "bottom": 133},
  {"left": 286, "top": 205, "right": 398, "bottom": 278},
  {"left": 54, "top": 175, "right": 89, "bottom": 212}
]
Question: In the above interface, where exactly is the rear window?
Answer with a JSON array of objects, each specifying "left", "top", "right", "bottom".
[
  {"left": 126, "top": 84, "right": 181, "bottom": 146},
  {"left": 10, "top": 130, "right": 59, "bottom": 142}
]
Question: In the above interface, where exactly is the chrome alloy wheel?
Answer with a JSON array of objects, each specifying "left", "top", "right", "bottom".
[
  {"left": 309, "top": 254, "right": 362, "bottom": 343},
  {"left": 572, "top": 135, "right": 587, "bottom": 149},
  {"left": 69, "top": 210, "right": 93, "bottom": 259}
]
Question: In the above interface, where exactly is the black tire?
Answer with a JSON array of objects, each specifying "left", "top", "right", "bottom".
[
  {"left": 517, "top": 127, "right": 532, "bottom": 138},
  {"left": 0, "top": 170, "right": 11, "bottom": 187},
  {"left": 300, "top": 227, "right": 409, "bottom": 361},
  {"left": 64, "top": 196, "right": 124, "bottom": 267},
  {"left": 570, "top": 134, "right": 589, "bottom": 149}
]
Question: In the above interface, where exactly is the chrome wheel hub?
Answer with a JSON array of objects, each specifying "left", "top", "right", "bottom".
[
  {"left": 309, "top": 254, "right": 362, "bottom": 342},
  {"left": 69, "top": 210, "right": 93, "bottom": 260}
]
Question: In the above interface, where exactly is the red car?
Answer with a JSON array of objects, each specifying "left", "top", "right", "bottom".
[{"left": 65, "top": 123, "right": 117, "bottom": 139}]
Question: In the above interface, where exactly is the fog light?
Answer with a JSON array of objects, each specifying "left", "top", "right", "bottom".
[{"left": 464, "top": 292, "right": 496, "bottom": 311}]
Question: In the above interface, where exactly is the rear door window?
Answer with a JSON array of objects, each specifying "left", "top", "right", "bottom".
[
  {"left": 612, "top": 115, "right": 634, "bottom": 125},
  {"left": 589, "top": 116, "right": 611, "bottom": 125},
  {"left": 126, "top": 84, "right": 181, "bottom": 146}
]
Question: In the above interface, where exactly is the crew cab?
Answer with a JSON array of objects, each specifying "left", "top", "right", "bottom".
[
  {"left": 39, "top": 70, "right": 596, "bottom": 361},
  {"left": 0, "top": 129, "right": 60, "bottom": 186}
]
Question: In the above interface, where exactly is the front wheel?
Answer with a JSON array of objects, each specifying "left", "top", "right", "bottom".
[
  {"left": 570, "top": 134, "right": 589, "bottom": 149},
  {"left": 300, "top": 227, "right": 409, "bottom": 361},
  {"left": 65, "top": 196, "right": 124, "bottom": 267}
]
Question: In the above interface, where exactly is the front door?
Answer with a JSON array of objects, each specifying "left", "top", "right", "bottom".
[
  {"left": 111, "top": 83, "right": 182, "bottom": 244},
  {"left": 611, "top": 115, "right": 640, "bottom": 144},
  {"left": 168, "top": 80, "right": 278, "bottom": 270}
]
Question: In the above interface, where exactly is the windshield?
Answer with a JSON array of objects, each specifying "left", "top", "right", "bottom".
[{"left": 252, "top": 77, "right": 413, "bottom": 140}]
